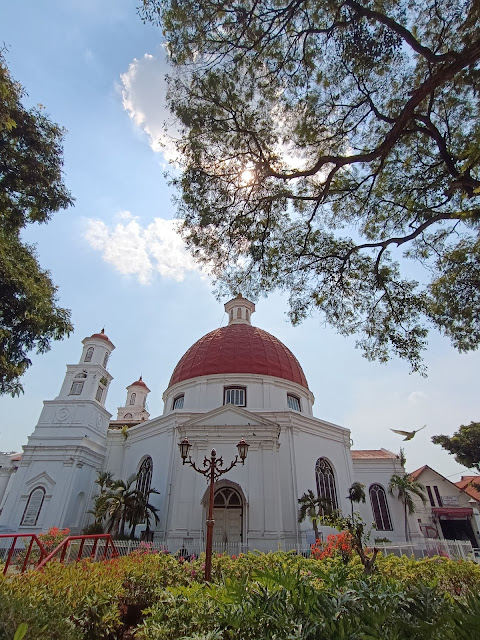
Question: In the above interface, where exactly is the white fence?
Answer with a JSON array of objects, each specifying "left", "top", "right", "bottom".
[
  {"left": 110, "top": 538, "right": 476, "bottom": 562},
  {"left": 1, "top": 537, "right": 476, "bottom": 566}
]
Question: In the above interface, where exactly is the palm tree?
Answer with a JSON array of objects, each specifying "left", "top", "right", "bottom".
[
  {"left": 346, "top": 482, "right": 366, "bottom": 519},
  {"left": 298, "top": 490, "right": 331, "bottom": 541},
  {"left": 105, "top": 474, "right": 139, "bottom": 537},
  {"left": 129, "top": 487, "right": 161, "bottom": 539},
  {"left": 388, "top": 474, "right": 427, "bottom": 541}
]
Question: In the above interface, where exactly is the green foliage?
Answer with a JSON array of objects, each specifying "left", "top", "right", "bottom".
[
  {"left": 139, "top": 0, "right": 480, "bottom": 372},
  {"left": 389, "top": 474, "right": 427, "bottom": 541},
  {"left": 0, "top": 52, "right": 73, "bottom": 395},
  {"left": 87, "top": 470, "right": 160, "bottom": 538},
  {"left": 432, "top": 421, "right": 480, "bottom": 472},
  {"left": 1, "top": 551, "right": 480, "bottom": 639}
]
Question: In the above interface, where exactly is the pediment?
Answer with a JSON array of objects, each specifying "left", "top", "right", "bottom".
[
  {"left": 182, "top": 405, "right": 278, "bottom": 429},
  {"left": 25, "top": 470, "right": 56, "bottom": 489}
]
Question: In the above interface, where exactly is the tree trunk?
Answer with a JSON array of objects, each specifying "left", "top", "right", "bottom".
[{"left": 404, "top": 500, "right": 409, "bottom": 542}]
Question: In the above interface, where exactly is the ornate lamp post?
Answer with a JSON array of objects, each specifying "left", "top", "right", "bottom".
[{"left": 178, "top": 436, "right": 249, "bottom": 581}]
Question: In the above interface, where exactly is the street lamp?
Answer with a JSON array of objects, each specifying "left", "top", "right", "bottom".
[{"left": 178, "top": 436, "right": 249, "bottom": 581}]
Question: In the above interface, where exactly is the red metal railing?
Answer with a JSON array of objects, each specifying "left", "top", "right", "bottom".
[
  {"left": 0, "top": 533, "right": 47, "bottom": 575},
  {"left": 36, "top": 534, "right": 118, "bottom": 569},
  {"left": 0, "top": 533, "right": 118, "bottom": 574}
]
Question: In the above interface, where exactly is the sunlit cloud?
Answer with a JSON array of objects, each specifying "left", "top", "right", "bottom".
[
  {"left": 84, "top": 215, "right": 202, "bottom": 284},
  {"left": 120, "top": 52, "right": 180, "bottom": 164}
]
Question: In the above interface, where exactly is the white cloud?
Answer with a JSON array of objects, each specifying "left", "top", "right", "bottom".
[
  {"left": 120, "top": 52, "right": 180, "bottom": 164},
  {"left": 84, "top": 215, "right": 202, "bottom": 284},
  {"left": 408, "top": 391, "right": 427, "bottom": 404}
]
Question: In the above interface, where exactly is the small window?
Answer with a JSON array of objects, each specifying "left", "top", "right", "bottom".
[
  {"left": 229, "top": 310, "right": 233, "bottom": 321},
  {"left": 21, "top": 487, "right": 46, "bottom": 526},
  {"left": 103, "top": 352, "right": 109, "bottom": 368},
  {"left": 246, "top": 309, "right": 249, "bottom": 321},
  {"left": 237, "top": 308, "right": 242, "bottom": 319},
  {"left": 287, "top": 394, "right": 301, "bottom": 411},
  {"left": 173, "top": 395, "right": 184, "bottom": 410},
  {"left": 129, "top": 393, "right": 136, "bottom": 405},
  {"left": 75, "top": 372, "right": 87, "bottom": 379},
  {"left": 224, "top": 387, "right": 246, "bottom": 407},
  {"left": 95, "top": 386, "right": 103, "bottom": 402},
  {"left": 433, "top": 486, "right": 442, "bottom": 507},
  {"left": 70, "top": 381, "right": 84, "bottom": 395},
  {"left": 84, "top": 347, "right": 94, "bottom": 362},
  {"left": 124, "top": 413, "right": 133, "bottom": 419}
]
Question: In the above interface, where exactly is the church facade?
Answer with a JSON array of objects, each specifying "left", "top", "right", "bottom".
[{"left": 0, "top": 296, "right": 407, "bottom": 550}]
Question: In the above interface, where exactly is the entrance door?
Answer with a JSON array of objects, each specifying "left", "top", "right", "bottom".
[{"left": 212, "top": 487, "right": 243, "bottom": 544}]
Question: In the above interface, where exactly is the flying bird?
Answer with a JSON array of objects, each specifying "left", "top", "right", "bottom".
[{"left": 391, "top": 425, "right": 427, "bottom": 441}]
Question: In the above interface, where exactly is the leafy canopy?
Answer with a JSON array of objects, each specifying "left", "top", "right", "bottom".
[
  {"left": 432, "top": 421, "right": 480, "bottom": 472},
  {"left": 0, "top": 53, "right": 73, "bottom": 395},
  {"left": 140, "top": 0, "right": 480, "bottom": 372}
]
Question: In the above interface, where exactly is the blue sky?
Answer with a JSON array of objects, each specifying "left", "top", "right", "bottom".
[{"left": 1, "top": 0, "right": 478, "bottom": 484}]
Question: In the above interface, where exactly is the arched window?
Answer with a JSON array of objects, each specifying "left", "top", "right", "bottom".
[
  {"left": 136, "top": 457, "right": 153, "bottom": 498},
  {"left": 84, "top": 347, "right": 94, "bottom": 362},
  {"left": 129, "top": 393, "right": 136, "bottom": 405},
  {"left": 21, "top": 487, "right": 46, "bottom": 526},
  {"left": 173, "top": 395, "right": 184, "bottom": 410},
  {"left": 214, "top": 486, "right": 242, "bottom": 508},
  {"left": 103, "top": 352, "right": 109, "bottom": 368},
  {"left": 124, "top": 412, "right": 133, "bottom": 419},
  {"left": 237, "top": 308, "right": 242, "bottom": 319},
  {"left": 315, "top": 458, "right": 339, "bottom": 513},
  {"left": 369, "top": 484, "right": 393, "bottom": 531}
]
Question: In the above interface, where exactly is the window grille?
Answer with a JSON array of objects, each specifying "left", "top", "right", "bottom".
[
  {"left": 173, "top": 395, "right": 184, "bottom": 409},
  {"left": 70, "top": 381, "right": 84, "bottom": 395},
  {"left": 84, "top": 347, "right": 94, "bottom": 362},
  {"left": 369, "top": 484, "right": 393, "bottom": 530},
  {"left": 21, "top": 487, "right": 46, "bottom": 526},
  {"left": 287, "top": 394, "right": 301, "bottom": 411},
  {"left": 224, "top": 387, "right": 246, "bottom": 407},
  {"left": 315, "top": 458, "right": 339, "bottom": 512}
]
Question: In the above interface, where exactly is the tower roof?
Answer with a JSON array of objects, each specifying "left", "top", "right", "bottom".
[
  {"left": 168, "top": 323, "right": 309, "bottom": 389},
  {"left": 129, "top": 376, "right": 150, "bottom": 392},
  {"left": 90, "top": 329, "right": 111, "bottom": 342}
]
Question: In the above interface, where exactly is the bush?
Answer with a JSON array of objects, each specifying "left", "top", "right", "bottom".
[{"left": 1, "top": 550, "right": 480, "bottom": 639}]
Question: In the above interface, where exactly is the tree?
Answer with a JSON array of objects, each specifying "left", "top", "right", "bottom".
[
  {"left": 346, "top": 482, "right": 366, "bottom": 520},
  {"left": 388, "top": 474, "right": 427, "bottom": 542},
  {"left": 140, "top": 0, "right": 480, "bottom": 372},
  {"left": 432, "top": 421, "right": 480, "bottom": 472},
  {"left": 129, "top": 486, "right": 160, "bottom": 539},
  {"left": 0, "top": 52, "right": 73, "bottom": 396},
  {"left": 298, "top": 489, "right": 332, "bottom": 541}
]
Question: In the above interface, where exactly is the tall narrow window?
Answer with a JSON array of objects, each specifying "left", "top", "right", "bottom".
[
  {"left": 129, "top": 393, "right": 136, "bottom": 405},
  {"left": 173, "top": 395, "right": 184, "bottom": 409},
  {"left": 237, "top": 308, "right": 242, "bottom": 319},
  {"left": 287, "top": 394, "right": 301, "bottom": 411},
  {"left": 21, "top": 487, "right": 46, "bottom": 526},
  {"left": 224, "top": 387, "right": 246, "bottom": 407},
  {"left": 95, "top": 386, "right": 103, "bottom": 402},
  {"left": 369, "top": 484, "right": 393, "bottom": 531},
  {"left": 84, "top": 347, "right": 94, "bottom": 362},
  {"left": 433, "top": 486, "right": 442, "bottom": 506},
  {"left": 426, "top": 485, "right": 435, "bottom": 506},
  {"left": 315, "top": 458, "right": 338, "bottom": 512},
  {"left": 103, "top": 352, "right": 109, "bottom": 368},
  {"left": 136, "top": 457, "right": 153, "bottom": 499}
]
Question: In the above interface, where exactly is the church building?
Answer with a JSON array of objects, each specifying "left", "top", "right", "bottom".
[{"left": 0, "top": 296, "right": 407, "bottom": 550}]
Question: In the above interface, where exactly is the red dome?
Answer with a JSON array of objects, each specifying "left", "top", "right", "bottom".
[
  {"left": 169, "top": 324, "right": 308, "bottom": 389},
  {"left": 90, "top": 329, "right": 110, "bottom": 342},
  {"left": 130, "top": 376, "right": 149, "bottom": 390}
]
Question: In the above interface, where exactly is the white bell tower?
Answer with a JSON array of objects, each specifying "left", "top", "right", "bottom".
[
  {"left": 0, "top": 330, "right": 115, "bottom": 533},
  {"left": 116, "top": 377, "right": 150, "bottom": 422}
]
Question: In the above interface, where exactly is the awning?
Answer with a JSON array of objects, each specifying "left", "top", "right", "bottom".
[{"left": 432, "top": 507, "right": 473, "bottom": 520}]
